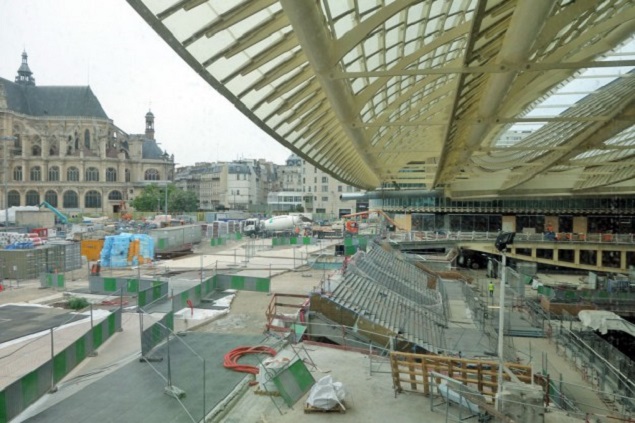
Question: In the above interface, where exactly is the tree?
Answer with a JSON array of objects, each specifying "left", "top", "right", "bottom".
[
  {"left": 170, "top": 189, "right": 199, "bottom": 213},
  {"left": 294, "top": 204, "right": 304, "bottom": 212},
  {"left": 131, "top": 183, "right": 198, "bottom": 213}
]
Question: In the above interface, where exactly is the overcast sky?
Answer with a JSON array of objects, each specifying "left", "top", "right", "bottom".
[{"left": 0, "top": 1, "right": 294, "bottom": 167}]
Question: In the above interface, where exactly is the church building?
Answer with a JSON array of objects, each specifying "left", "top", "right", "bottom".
[{"left": 0, "top": 51, "right": 175, "bottom": 215}]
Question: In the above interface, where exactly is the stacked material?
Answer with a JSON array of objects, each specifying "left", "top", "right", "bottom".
[
  {"left": 26, "top": 233, "right": 46, "bottom": 246},
  {"left": 100, "top": 233, "right": 154, "bottom": 267},
  {"left": 0, "top": 232, "right": 35, "bottom": 248}
]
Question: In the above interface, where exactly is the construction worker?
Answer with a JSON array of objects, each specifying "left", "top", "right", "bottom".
[{"left": 488, "top": 281, "right": 495, "bottom": 298}]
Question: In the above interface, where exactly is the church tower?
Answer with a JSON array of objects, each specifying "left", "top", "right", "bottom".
[
  {"left": 145, "top": 110, "right": 155, "bottom": 139},
  {"left": 15, "top": 50, "right": 36, "bottom": 86}
]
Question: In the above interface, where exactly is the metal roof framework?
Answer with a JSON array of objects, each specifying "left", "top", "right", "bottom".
[{"left": 127, "top": 0, "right": 635, "bottom": 199}]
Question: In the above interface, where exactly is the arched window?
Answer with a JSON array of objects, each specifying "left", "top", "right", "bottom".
[
  {"left": 13, "top": 166, "right": 22, "bottom": 181},
  {"left": 25, "top": 190, "right": 40, "bottom": 206},
  {"left": 8, "top": 190, "right": 20, "bottom": 207},
  {"left": 85, "top": 190, "right": 101, "bottom": 208},
  {"left": 106, "top": 168, "right": 117, "bottom": 182},
  {"left": 31, "top": 145, "right": 41, "bottom": 156},
  {"left": 30, "top": 166, "right": 41, "bottom": 181},
  {"left": 108, "top": 190, "right": 123, "bottom": 201},
  {"left": 84, "top": 129, "right": 90, "bottom": 149},
  {"left": 48, "top": 166, "right": 60, "bottom": 181},
  {"left": 63, "top": 191, "right": 78, "bottom": 208},
  {"left": 85, "top": 167, "right": 99, "bottom": 182},
  {"left": 44, "top": 190, "right": 58, "bottom": 207},
  {"left": 67, "top": 167, "right": 79, "bottom": 181},
  {"left": 125, "top": 169, "right": 130, "bottom": 182},
  {"left": 144, "top": 169, "right": 160, "bottom": 181},
  {"left": 49, "top": 141, "right": 59, "bottom": 156}
]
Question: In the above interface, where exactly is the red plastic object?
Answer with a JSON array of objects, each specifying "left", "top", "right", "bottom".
[{"left": 223, "top": 346, "right": 277, "bottom": 378}]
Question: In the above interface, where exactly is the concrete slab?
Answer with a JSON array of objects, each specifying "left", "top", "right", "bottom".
[
  {"left": 23, "top": 332, "right": 270, "bottom": 423},
  {"left": 0, "top": 304, "right": 88, "bottom": 343}
]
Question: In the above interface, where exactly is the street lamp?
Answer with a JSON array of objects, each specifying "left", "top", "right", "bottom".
[
  {"left": 0, "top": 136, "right": 16, "bottom": 228},
  {"left": 494, "top": 231, "right": 515, "bottom": 411}
]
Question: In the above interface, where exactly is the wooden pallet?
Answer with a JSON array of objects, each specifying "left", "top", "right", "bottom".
[{"left": 304, "top": 402, "right": 346, "bottom": 414}]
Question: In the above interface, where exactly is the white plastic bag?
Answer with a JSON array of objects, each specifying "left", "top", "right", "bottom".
[{"left": 306, "top": 375, "right": 346, "bottom": 410}]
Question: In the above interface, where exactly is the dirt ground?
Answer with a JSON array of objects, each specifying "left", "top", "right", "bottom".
[{"left": 196, "top": 269, "right": 327, "bottom": 336}]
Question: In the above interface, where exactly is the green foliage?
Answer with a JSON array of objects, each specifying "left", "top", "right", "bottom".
[
  {"left": 130, "top": 183, "right": 199, "bottom": 213},
  {"left": 294, "top": 204, "right": 304, "bottom": 212},
  {"left": 67, "top": 296, "right": 90, "bottom": 310}
]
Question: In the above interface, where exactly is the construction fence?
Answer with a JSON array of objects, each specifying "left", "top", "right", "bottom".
[{"left": 0, "top": 308, "right": 122, "bottom": 423}]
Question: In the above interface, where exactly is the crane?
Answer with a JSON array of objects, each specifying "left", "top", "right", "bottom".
[{"left": 39, "top": 201, "right": 68, "bottom": 224}]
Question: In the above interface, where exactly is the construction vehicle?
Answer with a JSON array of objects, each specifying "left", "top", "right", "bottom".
[
  {"left": 342, "top": 209, "right": 404, "bottom": 233},
  {"left": 39, "top": 201, "right": 68, "bottom": 224},
  {"left": 243, "top": 214, "right": 311, "bottom": 237}
]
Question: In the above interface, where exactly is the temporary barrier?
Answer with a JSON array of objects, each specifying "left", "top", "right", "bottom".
[{"left": 0, "top": 309, "right": 122, "bottom": 423}]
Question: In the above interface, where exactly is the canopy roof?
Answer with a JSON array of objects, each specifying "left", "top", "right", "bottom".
[{"left": 127, "top": 0, "right": 635, "bottom": 198}]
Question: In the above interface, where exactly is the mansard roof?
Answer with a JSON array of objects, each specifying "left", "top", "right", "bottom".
[{"left": 0, "top": 77, "right": 109, "bottom": 119}]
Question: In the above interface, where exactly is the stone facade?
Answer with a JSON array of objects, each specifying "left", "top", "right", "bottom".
[{"left": 0, "top": 52, "right": 175, "bottom": 216}]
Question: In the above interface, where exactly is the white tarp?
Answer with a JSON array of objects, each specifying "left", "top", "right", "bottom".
[
  {"left": 0, "top": 206, "right": 39, "bottom": 224},
  {"left": 306, "top": 375, "right": 346, "bottom": 410},
  {"left": 578, "top": 310, "right": 635, "bottom": 337}
]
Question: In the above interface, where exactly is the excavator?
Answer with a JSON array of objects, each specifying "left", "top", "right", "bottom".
[{"left": 39, "top": 201, "right": 68, "bottom": 224}]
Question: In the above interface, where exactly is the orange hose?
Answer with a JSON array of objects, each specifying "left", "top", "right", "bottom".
[{"left": 223, "top": 346, "right": 277, "bottom": 377}]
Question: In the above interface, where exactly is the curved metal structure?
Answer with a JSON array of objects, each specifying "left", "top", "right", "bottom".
[{"left": 127, "top": 0, "right": 635, "bottom": 199}]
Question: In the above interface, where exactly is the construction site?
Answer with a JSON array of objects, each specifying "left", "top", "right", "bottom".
[{"left": 0, "top": 208, "right": 633, "bottom": 423}]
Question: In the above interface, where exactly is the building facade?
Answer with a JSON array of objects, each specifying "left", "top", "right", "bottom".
[{"left": 0, "top": 52, "right": 175, "bottom": 216}]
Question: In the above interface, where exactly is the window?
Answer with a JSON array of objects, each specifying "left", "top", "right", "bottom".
[
  {"left": 44, "top": 191, "right": 58, "bottom": 207},
  {"left": 108, "top": 190, "right": 123, "bottom": 201},
  {"left": 322, "top": 196, "right": 329, "bottom": 201},
  {"left": 8, "top": 190, "right": 20, "bottom": 207},
  {"left": 322, "top": 177, "right": 328, "bottom": 183},
  {"left": 25, "top": 190, "right": 40, "bottom": 206},
  {"left": 67, "top": 167, "right": 79, "bottom": 182},
  {"left": 84, "top": 129, "right": 91, "bottom": 149},
  {"left": 31, "top": 145, "right": 41, "bottom": 156},
  {"left": 63, "top": 191, "right": 78, "bottom": 208},
  {"left": 321, "top": 185, "right": 328, "bottom": 192},
  {"left": 30, "top": 166, "right": 41, "bottom": 181},
  {"left": 48, "top": 166, "right": 60, "bottom": 181},
  {"left": 338, "top": 186, "right": 343, "bottom": 192},
  {"left": 85, "top": 167, "right": 99, "bottom": 182},
  {"left": 144, "top": 169, "right": 160, "bottom": 181},
  {"left": 314, "top": 177, "right": 317, "bottom": 183},
  {"left": 106, "top": 168, "right": 117, "bottom": 182},
  {"left": 85, "top": 190, "right": 101, "bottom": 208},
  {"left": 13, "top": 166, "right": 22, "bottom": 181},
  {"left": 125, "top": 169, "right": 130, "bottom": 182},
  {"left": 49, "top": 142, "right": 58, "bottom": 156}
]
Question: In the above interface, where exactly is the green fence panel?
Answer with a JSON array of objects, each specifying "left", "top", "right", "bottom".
[
  {"left": 0, "top": 390, "right": 6, "bottom": 423},
  {"left": 152, "top": 324, "right": 162, "bottom": 345},
  {"left": 358, "top": 237, "right": 368, "bottom": 251},
  {"left": 127, "top": 279, "right": 139, "bottom": 293},
  {"left": 231, "top": 276, "right": 245, "bottom": 290},
  {"left": 108, "top": 314, "right": 116, "bottom": 335},
  {"left": 180, "top": 291, "right": 189, "bottom": 304},
  {"left": 344, "top": 237, "right": 353, "bottom": 246},
  {"left": 290, "top": 237, "right": 298, "bottom": 245},
  {"left": 21, "top": 371, "right": 39, "bottom": 409},
  {"left": 92, "top": 325, "right": 103, "bottom": 349},
  {"left": 235, "top": 233, "right": 242, "bottom": 240},
  {"left": 153, "top": 285, "right": 162, "bottom": 299},
  {"left": 152, "top": 280, "right": 163, "bottom": 287},
  {"left": 255, "top": 278, "right": 270, "bottom": 293},
  {"left": 53, "top": 353, "right": 67, "bottom": 383},
  {"left": 302, "top": 237, "right": 311, "bottom": 245},
  {"left": 138, "top": 290, "right": 147, "bottom": 307},
  {"left": 75, "top": 337, "right": 86, "bottom": 362},
  {"left": 345, "top": 246, "right": 357, "bottom": 256},
  {"left": 195, "top": 285, "right": 202, "bottom": 299},
  {"left": 158, "top": 239, "right": 166, "bottom": 249},
  {"left": 103, "top": 278, "right": 117, "bottom": 292},
  {"left": 56, "top": 274, "right": 64, "bottom": 288}
]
